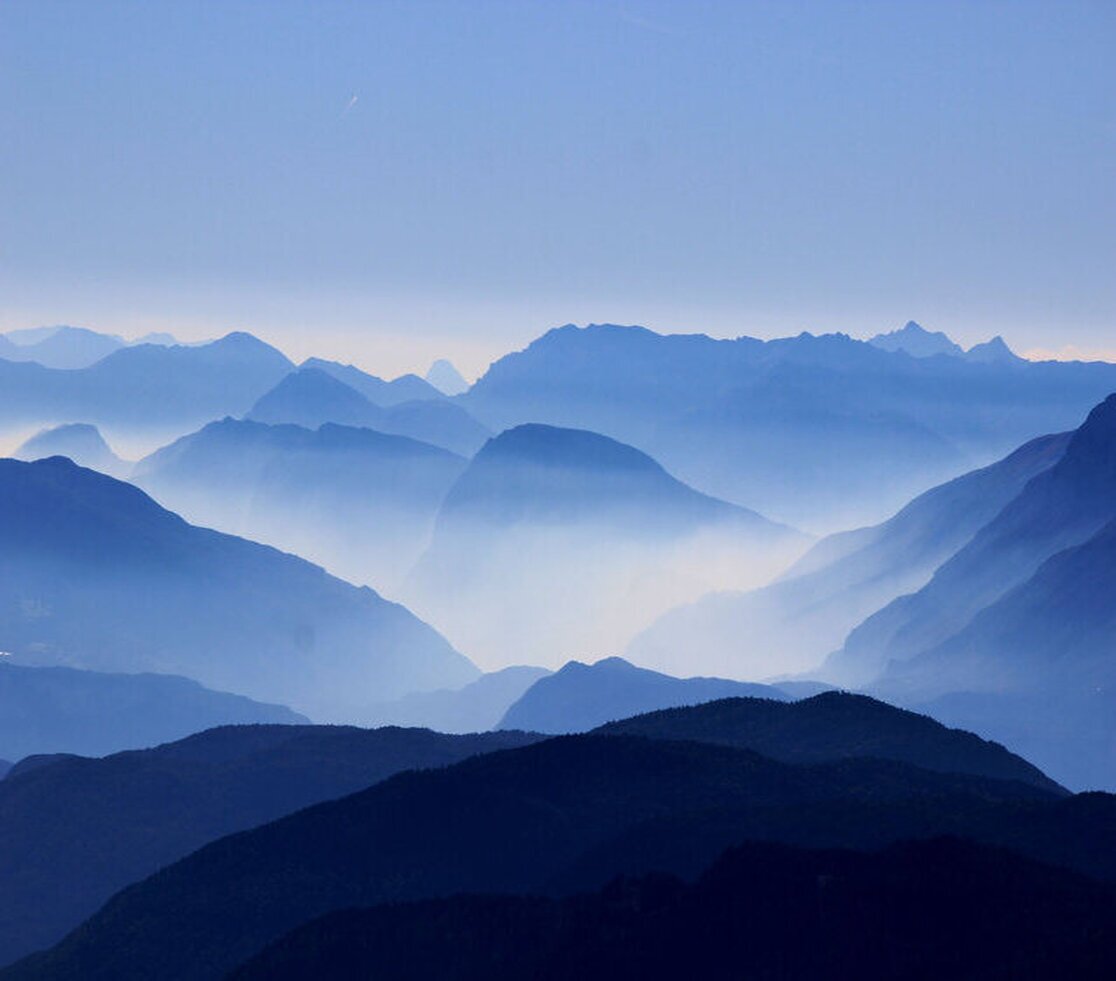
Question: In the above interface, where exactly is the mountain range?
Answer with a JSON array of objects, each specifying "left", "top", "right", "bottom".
[
  {"left": 461, "top": 323, "right": 1116, "bottom": 528},
  {"left": 0, "top": 456, "right": 476, "bottom": 719},
  {"left": 8, "top": 692, "right": 1106, "bottom": 981},
  {"left": 868, "top": 320, "right": 1024, "bottom": 364},
  {"left": 246, "top": 367, "right": 489, "bottom": 456},
  {"left": 0, "top": 327, "right": 186, "bottom": 371},
  {"left": 404, "top": 423, "right": 807, "bottom": 668},
  {"left": 13, "top": 424, "right": 129, "bottom": 478},
  {"left": 133, "top": 418, "right": 467, "bottom": 589}
]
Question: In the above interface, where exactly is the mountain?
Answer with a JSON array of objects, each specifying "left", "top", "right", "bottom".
[
  {"left": 302, "top": 357, "right": 445, "bottom": 406},
  {"left": 8, "top": 727, "right": 1104, "bottom": 981},
  {"left": 247, "top": 368, "right": 489, "bottom": 455},
  {"left": 461, "top": 323, "right": 1116, "bottom": 528},
  {"left": 0, "top": 662, "right": 304, "bottom": 762},
  {"left": 13, "top": 424, "right": 129, "bottom": 477},
  {"left": 868, "top": 320, "right": 966, "bottom": 358},
  {"left": 0, "top": 761, "right": 9, "bottom": 780},
  {"left": 0, "top": 327, "right": 125, "bottom": 370},
  {"left": 425, "top": 358, "right": 469, "bottom": 395},
  {"left": 830, "top": 393, "right": 1116, "bottom": 686},
  {"left": 231, "top": 838, "right": 1116, "bottom": 981},
  {"left": 595, "top": 691, "right": 1061, "bottom": 793},
  {"left": 0, "top": 724, "right": 539, "bottom": 967},
  {"left": 366, "top": 665, "right": 551, "bottom": 732},
  {"left": 0, "top": 456, "right": 477, "bottom": 719},
  {"left": 497, "top": 657, "right": 789, "bottom": 734},
  {"left": 628, "top": 430, "right": 1070, "bottom": 678},
  {"left": 133, "top": 418, "right": 467, "bottom": 589},
  {"left": 967, "top": 335, "right": 1024, "bottom": 364},
  {"left": 0, "top": 332, "right": 293, "bottom": 441},
  {"left": 404, "top": 424, "right": 807, "bottom": 669}
]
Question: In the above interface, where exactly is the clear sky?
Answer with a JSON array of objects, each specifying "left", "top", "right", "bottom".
[{"left": 1, "top": 0, "right": 1113, "bottom": 377}]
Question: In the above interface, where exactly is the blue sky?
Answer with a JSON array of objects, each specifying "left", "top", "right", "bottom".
[{"left": 1, "top": 0, "right": 1113, "bottom": 375}]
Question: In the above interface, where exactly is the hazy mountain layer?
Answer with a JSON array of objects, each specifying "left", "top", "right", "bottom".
[
  {"left": 832, "top": 393, "right": 1116, "bottom": 684},
  {"left": 301, "top": 357, "right": 445, "bottom": 406},
  {"left": 0, "top": 725, "right": 539, "bottom": 967},
  {"left": 629, "top": 430, "right": 1069, "bottom": 677},
  {"left": 462, "top": 323, "right": 1116, "bottom": 528},
  {"left": 405, "top": 424, "right": 807, "bottom": 669},
  {"left": 0, "top": 457, "right": 477, "bottom": 719},
  {"left": 247, "top": 368, "right": 489, "bottom": 456},
  {"left": 0, "top": 662, "right": 303, "bottom": 762},
  {"left": 498, "top": 657, "right": 789, "bottom": 734},
  {"left": 13, "top": 424, "right": 129, "bottom": 478},
  {"left": 134, "top": 418, "right": 467, "bottom": 589}
]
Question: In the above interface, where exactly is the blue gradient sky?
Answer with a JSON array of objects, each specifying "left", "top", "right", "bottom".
[{"left": 1, "top": 0, "right": 1113, "bottom": 375}]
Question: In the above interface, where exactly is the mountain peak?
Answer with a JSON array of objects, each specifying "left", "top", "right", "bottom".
[
  {"left": 425, "top": 359, "right": 469, "bottom": 396},
  {"left": 868, "top": 321, "right": 965, "bottom": 359},
  {"left": 966, "top": 335, "right": 1021, "bottom": 364}
]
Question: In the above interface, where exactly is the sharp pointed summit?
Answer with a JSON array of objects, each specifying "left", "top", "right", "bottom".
[{"left": 868, "top": 321, "right": 966, "bottom": 359}]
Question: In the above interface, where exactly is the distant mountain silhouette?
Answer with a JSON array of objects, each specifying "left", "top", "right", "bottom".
[
  {"left": 629, "top": 430, "right": 1069, "bottom": 677},
  {"left": 0, "top": 332, "right": 293, "bottom": 438},
  {"left": 133, "top": 418, "right": 467, "bottom": 588},
  {"left": 366, "top": 665, "right": 551, "bottom": 732},
  {"left": 596, "top": 691, "right": 1061, "bottom": 793},
  {"left": 425, "top": 359, "right": 469, "bottom": 395},
  {"left": 405, "top": 423, "right": 806, "bottom": 668},
  {"left": 302, "top": 357, "right": 445, "bottom": 406},
  {"left": 0, "top": 456, "right": 477, "bottom": 719},
  {"left": 247, "top": 368, "right": 489, "bottom": 455},
  {"left": 869, "top": 320, "right": 966, "bottom": 358},
  {"left": 0, "top": 661, "right": 303, "bottom": 762},
  {"left": 0, "top": 327, "right": 125, "bottom": 370},
  {"left": 11, "top": 725, "right": 1105, "bottom": 981},
  {"left": 13, "top": 424, "right": 129, "bottom": 477},
  {"left": 0, "top": 724, "right": 539, "bottom": 967},
  {"left": 230, "top": 837, "right": 1116, "bottom": 981},
  {"left": 967, "top": 335, "right": 1023, "bottom": 364},
  {"left": 498, "top": 657, "right": 788, "bottom": 734},
  {"left": 461, "top": 323, "right": 1116, "bottom": 528}
]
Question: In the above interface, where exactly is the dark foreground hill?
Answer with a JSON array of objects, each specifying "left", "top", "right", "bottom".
[
  {"left": 0, "top": 456, "right": 476, "bottom": 718},
  {"left": 595, "top": 691, "right": 1062, "bottom": 793},
  {"left": 231, "top": 837, "right": 1116, "bottom": 981},
  {"left": 9, "top": 728, "right": 1108, "bottom": 981},
  {"left": 0, "top": 662, "right": 303, "bottom": 762},
  {"left": 0, "top": 725, "right": 539, "bottom": 967}
]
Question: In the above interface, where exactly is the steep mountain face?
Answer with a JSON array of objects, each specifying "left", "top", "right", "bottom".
[
  {"left": 967, "top": 335, "right": 1024, "bottom": 364},
  {"left": 461, "top": 323, "right": 1116, "bottom": 529},
  {"left": 365, "top": 666, "right": 551, "bottom": 732},
  {"left": 595, "top": 691, "right": 1061, "bottom": 793},
  {"left": 133, "top": 418, "right": 467, "bottom": 589},
  {"left": 13, "top": 424, "right": 129, "bottom": 478},
  {"left": 302, "top": 358, "right": 445, "bottom": 406},
  {"left": 0, "top": 662, "right": 304, "bottom": 762},
  {"left": 628, "top": 430, "right": 1069, "bottom": 678},
  {"left": 7, "top": 727, "right": 1098, "bottom": 981},
  {"left": 425, "top": 358, "right": 469, "bottom": 396},
  {"left": 0, "top": 327, "right": 125, "bottom": 370},
  {"left": 0, "top": 761, "right": 9, "bottom": 780},
  {"left": 247, "top": 368, "right": 489, "bottom": 455},
  {"left": 230, "top": 838, "right": 1116, "bottom": 981},
  {"left": 0, "top": 725, "right": 540, "bottom": 967},
  {"left": 0, "top": 457, "right": 477, "bottom": 719},
  {"left": 404, "top": 424, "right": 807, "bottom": 669},
  {"left": 0, "top": 332, "right": 293, "bottom": 441},
  {"left": 869, "top": 320, "right": 966, "bottom": 358},
  {"left": 831, "top": 394, "right": 1116, "bottom": 685},
  {"left": 498, "top": 658, "right": 788, "bottom": 734}
]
